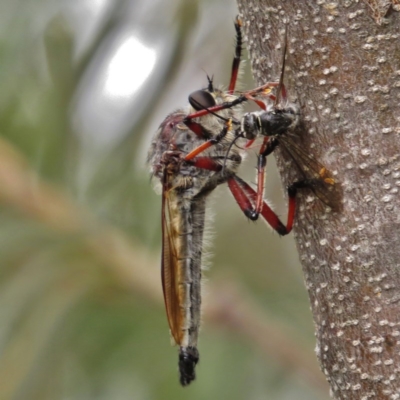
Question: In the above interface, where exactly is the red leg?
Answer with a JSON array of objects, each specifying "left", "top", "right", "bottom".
[
  {"left": 228, "top": 175, "right": 295, "bottom": 236},
  {"left": 187, "top": 157, "right": 222, "bottom": 171},
  {"left": 286, "top": 194, "right": 296, "bottom": 233},
  {"left": 184, "top": 120, "right": 231, "bottom": 161},
  {"left": 243, "top": 137, "right": 279, "bottom": 220},
  {"left": 245, "top": 139, "right": 256, "bottom": 149},
  {"left": 228, "top": 175, "right": 256, "bottom": 218},
  {"left": 243, "top": 92, "right": 277, "bottom": 110},
  {"left": 245, "top": 96, "right": 267, "bottom": 111},
  {"left": 184, "top": 141, "right": 216, "bottom": 161}
]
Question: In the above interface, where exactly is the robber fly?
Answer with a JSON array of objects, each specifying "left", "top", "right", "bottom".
[
  {"left": 147, "top": 18, "right": 287, "bottom": 386},
  {"left": 148, "top": 18, "right": 244, "bottom": 386}
]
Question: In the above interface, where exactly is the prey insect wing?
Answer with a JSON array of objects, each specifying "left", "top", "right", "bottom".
[
  {"left": 271, "top": 29, "right": 339, "bottom": 210},
  {"left": 278, "top": 131, "right": 340, "bottom": 210}
]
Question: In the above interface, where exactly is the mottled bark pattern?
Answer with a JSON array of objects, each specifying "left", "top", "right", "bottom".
[
  {"left": 236, "top": 1, "right": 400, "bottom": 399},
  {"left": 363, "top": 0, "right": 400, "bottom": 24}
]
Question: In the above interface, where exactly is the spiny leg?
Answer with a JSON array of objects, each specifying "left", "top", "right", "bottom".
[
  {"left": 185, "top": 156, "right": 222, "bottom": 172},
  {"left": 184, "top": 120, "right": 232, "bottom": 162},
  {"left": 240, "top": 136, "right": 319, "bottom": 236},
  {"left": 227, "top": 16, "right": 242, "bottom": 94},
  {"left": 237, "top": 135, "right": 279, "bottom": 222},
  {"left": 274, "top": 25, "right": 288, "bottom": 106},
  {"left": 244, "top": 117, "right": 304, "bottom": 229},
  {"left": 228, "top": 174, "right": 290, "bottom": 236},
  {"left": 253, "top": 137, "right": 276, "bottom": 218}
]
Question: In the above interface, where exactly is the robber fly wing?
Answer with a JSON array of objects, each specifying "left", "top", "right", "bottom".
[
  {"left": 161, "top": 178, "right": 184, "bottom": 346},
  {"left": 279, "top": 132, "right": 341, "bottom": 210}
]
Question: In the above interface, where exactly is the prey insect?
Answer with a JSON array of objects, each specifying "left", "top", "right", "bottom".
[
  {"left": 148, "top": 18, "right": 284, "bottom": 386},
  {"left": 230, "top": 28, "right": 341, "bottom": 233}
]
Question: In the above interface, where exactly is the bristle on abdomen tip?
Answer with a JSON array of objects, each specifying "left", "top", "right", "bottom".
[{"left": 179, "top": 346, "right": 199, "bottom": 386}]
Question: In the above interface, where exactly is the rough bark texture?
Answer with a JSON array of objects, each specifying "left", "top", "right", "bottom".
[{"left": 236, "top": 1, "right": 400, "bottom": 399}]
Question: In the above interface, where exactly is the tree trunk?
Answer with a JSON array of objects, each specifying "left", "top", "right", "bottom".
[{"left": 236, "top": 1, "right": 400, "bottom": 399}]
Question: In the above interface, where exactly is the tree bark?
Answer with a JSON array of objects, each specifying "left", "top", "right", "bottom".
[{"left": 236, "top": 1, "right": 400, "bottom": 399}]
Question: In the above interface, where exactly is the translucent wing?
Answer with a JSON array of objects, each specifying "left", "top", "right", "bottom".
[
  {"left": 161, "top": 174, "right": 185, "bottom": 346},
  {"left": 279, "top": 132, "right": 342, "bottom": 211}
]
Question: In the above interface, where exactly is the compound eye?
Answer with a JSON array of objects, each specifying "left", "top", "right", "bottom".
[{"left": 188, "top": 90, "right": 216, "bottom": 111}]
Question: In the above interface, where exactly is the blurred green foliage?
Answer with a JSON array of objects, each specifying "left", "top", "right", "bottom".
[{"left": 0, "top": 1, "right": 329, "bottom": 399}]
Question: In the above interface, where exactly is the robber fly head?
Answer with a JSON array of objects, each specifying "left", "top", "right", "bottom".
[
  {"left": 188, "top": 89, "right": 216, "bottom": 111},
  {"left": 187, "top": 73, "right": 216, "bottom": 111}
]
